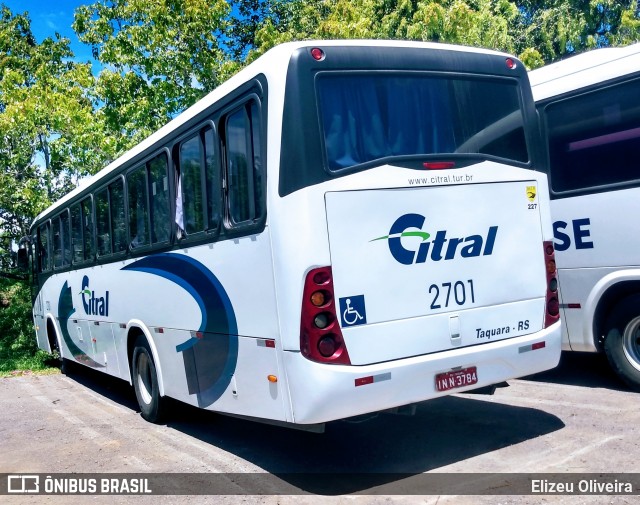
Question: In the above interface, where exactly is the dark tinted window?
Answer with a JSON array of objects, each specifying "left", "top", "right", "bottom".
[
  {"left": 70, "top": 204, "right": 83, "bottom": 263},
  {"left": 60, "top": 211, "right": 71, "bottom": 267},
  {"left": 317, "top": 74, "right": 528, "bottom": 170},
  {"left": 38, "top": 223, "right": 50, "bottom": 272},
  {"left": 110, "top": 179, "right": 127, "bottom": 253},
  {"left": 81, "top": 197, "right": 94, "bottom": 260},
  {"left": 179, "top": 135, "right": 205, "bottom": 235},
  {"left": 225, "top": 101, "right": 263, "bottom": 225},
  {"left": 95, "top": 189, "right": 110, "bottom": 256},
  {"left": 544, "top": 78, "right": 640, "bottom": 194},
  {"left": 149, "top": 153, "right": 170, "bottom": 244},
  {"left": 127, "top": 167, "right": 150, "bottom": 249},
  {"left": 52, "top": 213, "right": 70, "bottom": 268},
  {"left": 204, "top": 128, "right": 220, "bottom": 230},
  {"left": 52, "top": 216, "right": 62, "bottom": 268}
]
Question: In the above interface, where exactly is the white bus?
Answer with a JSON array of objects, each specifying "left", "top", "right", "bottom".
[
  {"left": 529, "top": 43, "right": 640, "bottom": 391},
  {"left": 24, "top": 40, "right": 561, "bottom": 429}
]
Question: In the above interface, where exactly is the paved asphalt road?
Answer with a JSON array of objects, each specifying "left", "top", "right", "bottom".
[{"left": 1, "top": 351, "right": 638, "bottom": 504}]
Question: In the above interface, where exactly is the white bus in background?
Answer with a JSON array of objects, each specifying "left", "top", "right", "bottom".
[
  {"left": 530, "top": 43, "right": 640, "bottom": 391},
  {"left": 22, "top": 40, "right": 561, "bottom": 430}
]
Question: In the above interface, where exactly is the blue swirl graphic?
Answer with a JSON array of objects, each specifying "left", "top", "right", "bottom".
[
  {"left": 57, "top": 281, "right": 104, "bottom": 368},
  {"left": 122, "top": 254, "right": 238, "bottom": 407}
]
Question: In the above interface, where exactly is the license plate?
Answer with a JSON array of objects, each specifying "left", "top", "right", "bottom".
[{"left": 435, "top": 366, "right": 478, "bottom": 392}]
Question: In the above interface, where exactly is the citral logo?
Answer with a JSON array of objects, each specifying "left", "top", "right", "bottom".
[
  {"left": 371, "top": 213, "right": 498, "bottom": 265},
  {"left": 80, "top": 275, "right": 110, "bottom": 317}
]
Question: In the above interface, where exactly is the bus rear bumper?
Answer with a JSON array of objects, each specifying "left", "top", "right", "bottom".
[{"left": 283, "top": 322, "right": 561, "bottom": 424}]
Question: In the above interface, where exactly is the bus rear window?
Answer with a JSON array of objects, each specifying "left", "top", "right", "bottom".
[{"left": 316, "top": 74, "right": 528, "bottom": 170}]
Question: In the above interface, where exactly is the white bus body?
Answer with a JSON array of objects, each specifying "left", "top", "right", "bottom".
[
  {"left": 29, "top": 40, "right": 561, "bottom": 427},
  {"left": 530, "top": 43, "right": 640, "bottom": 390}
]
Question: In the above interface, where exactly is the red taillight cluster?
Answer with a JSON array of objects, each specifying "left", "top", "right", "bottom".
[
  {"left": 422, "top": 161, "right": 455, "bottom": 170},
  {"left": 300, "top": 267, "right": 351, "bottom": 364},
  {"left": 543, "top": 241, "right": 560, "bottom": 328}
]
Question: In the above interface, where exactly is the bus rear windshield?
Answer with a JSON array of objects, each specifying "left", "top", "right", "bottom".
[{"left": 316, "top": 73, "right": 528, "bottom": 171}]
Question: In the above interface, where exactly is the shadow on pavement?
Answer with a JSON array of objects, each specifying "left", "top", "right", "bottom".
[
  {"left": 523, "top": 350, "right": 630, "bottom": 391},
  {"left": 62, "top": 361, "right": 565, "bottom": 494},
  {"left": 167, "top": 394, "right": 563, "bottom": 494}
]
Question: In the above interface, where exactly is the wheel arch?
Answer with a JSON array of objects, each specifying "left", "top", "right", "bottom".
[
  {"left": 590, "top": 274, "right": 640, "bottom": 351},
  {"left": 45, "top": 314, "right": 62, "bottom": 356},
  {"left": 126, "top": 321, "right": 165, "bottom": 397}
]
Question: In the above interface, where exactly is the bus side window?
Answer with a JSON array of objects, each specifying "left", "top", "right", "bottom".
[
  {"left": 70, "top": 204, "right": 84, "bottom": 263},
  {"left": 81, "top": 197, "right": 94, "bottom": 260},
  {"left": 48, "top": 211, "right": 71, "bottom": 269},
  {"left": 127, "top": 166, "right": 150, "bottom": 249},
  {"left": 95, "top": 189, "right": 111, "bottom": 256},
  {"left": 149, "top": 153, "right": 170, "bottom": 244},
  {"left": 38, "top": 222, "right": 50, "bottom": 272},
  {"left": 60, "top": 210, "right": 71, "bottom": 267},
  {"left": 109, "top": 178, "right": 127, "bottom": 254},
  {"left": 178, "top": 134, "right": 205, "bottom": 236},
  {"left": 545, "top": 77, "right": 640, "bottom": 193},
  {"left": 223, "top": 100, "right": 263, "bottom": 226},
  {"left": 204, "top": 127, "right": 220, "bottom": 231}
]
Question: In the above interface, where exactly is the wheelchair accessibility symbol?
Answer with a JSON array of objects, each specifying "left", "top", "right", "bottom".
[{"left": 339, "top": 295, "right": 367, "bottom": 327}]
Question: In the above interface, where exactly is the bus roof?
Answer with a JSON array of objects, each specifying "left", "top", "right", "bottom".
[
  {"left": 31, "top": 40, "right": 516, "bottom": 229},
  {"left": 529, "top": 43, "right": 640, "bottom": 102}
]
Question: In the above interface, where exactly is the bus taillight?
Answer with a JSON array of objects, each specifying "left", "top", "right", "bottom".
[
  {"left": 543, "top": 241, "right": 560, "bottom": 328},
  {"left": 300, "top": 266, "right": 351, "bottom": 364},
  {"left": 423, "top": 161, "right": 455, "bottom": 170}
]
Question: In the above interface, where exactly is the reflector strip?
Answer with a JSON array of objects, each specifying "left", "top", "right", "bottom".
[
  {"left": 257, "top": 339, "right": 276, "bottom": 348},
  {"left": 560, "top": 303, "right": 582, "bottom": 309},
  {"left": 519, "top": 341, "right": 546, "bottom": 353},
  {"left": 154, "top": 327, "right": 164, "bottom": 333},
  {"left": 354, "top": 372, "right": 391, "bottom": 387}
]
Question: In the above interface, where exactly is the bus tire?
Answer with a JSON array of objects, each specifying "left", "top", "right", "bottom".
[
  {"left": 604, "top": 297, "right": 640, "bottom": 392},
  {"left": 132, "top": 336, "right": 165, "bottom": 423},
  {"left": 60, "top": 358, "right": 70, "bottom": 375}
]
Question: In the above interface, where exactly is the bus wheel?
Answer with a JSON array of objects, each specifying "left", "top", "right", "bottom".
[
  {"left": 604, "top": 298, "right": 640, "bottom": 392},
  {"left": 48, "top": 332, "right": 68, "bottom": 374},
  {"left": 132, "top": 336, "right": 165, "bottom": 423}
]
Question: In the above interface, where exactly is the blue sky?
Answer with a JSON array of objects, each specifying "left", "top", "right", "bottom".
[{"left": 3, "top": 1, "right": 93, "bottom": 63}]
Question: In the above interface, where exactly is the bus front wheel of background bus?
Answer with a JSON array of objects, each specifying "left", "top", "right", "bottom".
[
  {"left": 132, "top": 336, "right": 166, "bottom": 423},
  {"left": 604, "top": 298, "right": 640, "bottom": 392}
]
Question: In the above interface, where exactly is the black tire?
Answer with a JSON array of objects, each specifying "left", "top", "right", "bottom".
[
  {"left": 132, "top": 336, "right": 166, "bottom": 423},
  {"left": 60, "top": 358, "right": 70, "bottom": 375},
  {"left": 48, "top": 332, "right": 67, "bottom": 374},
  {"left": 603, "top": 296, "right": 640, "bottom": 392}
]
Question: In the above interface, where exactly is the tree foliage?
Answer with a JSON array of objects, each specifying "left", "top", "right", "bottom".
[
  {"left": 73, "top": 0, "right": 234, "bottom": 148},
  {"left": 0, "top": 5, "right": 114, "bottom": 255},
  {"left": 243, "top": 0, "right": 640, "bottom": 68},
  {"left": 0, "top": 278, "right": 50, "bottom": 373}
]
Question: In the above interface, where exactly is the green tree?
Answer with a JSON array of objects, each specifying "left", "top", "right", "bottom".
[
  {"left": 515, "top": 0, "right": 639, "bottom": 64},
  {"left": 244, "top": 0, "right": 640, "bottom": 68},
  {"left": 0, "top": 5, "right": 112, "bottom": 372},
  {"left": 73, "top": 0, "right": 234, "bottom": 148},
  {"left": 0, "top": 278, "right": 49, "bottom": 373},
  {"left": 0, "top": 5, "right": 113, "bottom": 253}
]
